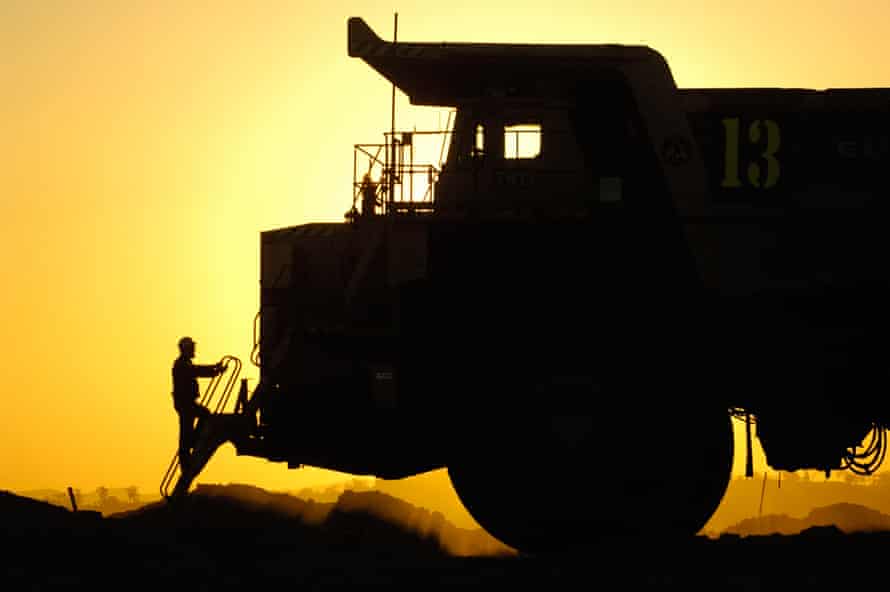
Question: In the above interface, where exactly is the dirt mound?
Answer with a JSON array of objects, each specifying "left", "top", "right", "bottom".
[
  {"left": 0, "top": 490, "right": 101, "bottom": 530},
  {"left": 112, "top": 484, "right": 513, "bottom": 557},
  {"left": 806, "top": 502, "right": 890, "bottom": 533},
  {"left": 724, "top": 502, "right": 890, "bottom": 536},
  {"left": 111, "top": 484, "right": 446, "bottom": 559},
  {"left": 332, "top": 489, "right": 514, "bottom": 557}
]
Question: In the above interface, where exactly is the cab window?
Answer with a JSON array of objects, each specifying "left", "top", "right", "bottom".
[{"left": 504, "top": 123, "right": 542, "bottom": 159}]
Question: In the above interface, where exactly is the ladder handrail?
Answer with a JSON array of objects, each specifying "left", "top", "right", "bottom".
[
  {"left": 212, "top": 356, "right": 242, "bottom": 414},
  {"left": 201, "top": 355, "right": 242, "bottom": 414},
  {"left": 160, "top": 355, "right": 242, "bottom": 500}
]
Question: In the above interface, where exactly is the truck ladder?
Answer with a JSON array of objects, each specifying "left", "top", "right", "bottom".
[{"left": 160, "top": 355, "right": 243, "bottom": 500}]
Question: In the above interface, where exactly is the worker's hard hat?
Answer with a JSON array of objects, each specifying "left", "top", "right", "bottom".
[{"left": 178, "top": 336, "right": 195, "bottom": 351}]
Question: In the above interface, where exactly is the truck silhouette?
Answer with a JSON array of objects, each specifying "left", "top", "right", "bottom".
[{"left": 161, "top": 17, "right": 890, "bottom": 553}]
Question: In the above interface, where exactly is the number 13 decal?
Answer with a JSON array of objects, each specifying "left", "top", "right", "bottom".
[{"left": 721, "top": 118, "right": 781, "bottom": 189}]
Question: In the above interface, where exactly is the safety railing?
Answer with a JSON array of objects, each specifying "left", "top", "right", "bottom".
[
  {"left": 348, "top": 121, "right": 455, "bottom": 219},
  {"left": 160, "top": 355, "right": 242, "bottom": 500}
]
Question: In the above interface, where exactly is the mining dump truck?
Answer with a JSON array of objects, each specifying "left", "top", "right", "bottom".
[{"left": 161, "top": 17, "right": 890, "bottom": 552}]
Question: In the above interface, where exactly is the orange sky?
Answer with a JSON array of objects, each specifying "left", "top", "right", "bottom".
[{"left": 2, "top": 0, "right": 890, "bottom": 496}]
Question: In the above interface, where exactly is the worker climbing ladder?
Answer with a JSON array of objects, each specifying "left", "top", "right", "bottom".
[{"left": 160, "top": 355, "right": 244, "bottom": 500}]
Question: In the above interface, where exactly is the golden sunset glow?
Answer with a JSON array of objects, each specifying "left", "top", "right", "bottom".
[{"left": 3, "top": 0, "right": 889, "bottom": 506}]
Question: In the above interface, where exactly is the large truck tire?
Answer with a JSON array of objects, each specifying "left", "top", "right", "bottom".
[{"left": 447, "top": 402, "right": 733, "bottom": 554}]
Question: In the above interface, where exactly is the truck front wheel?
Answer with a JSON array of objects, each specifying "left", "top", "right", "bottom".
[{"left": 447, "top": 404, "right": 733, "bottom": 553}]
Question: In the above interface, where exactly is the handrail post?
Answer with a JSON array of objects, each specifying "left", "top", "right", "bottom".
[{"left": 235, "top": 378, "right": 248, "bottom": 414}]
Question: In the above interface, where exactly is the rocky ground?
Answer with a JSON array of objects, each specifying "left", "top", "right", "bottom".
[{"left": 4, "top": 486, "right": 889, "bottom": 589}]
